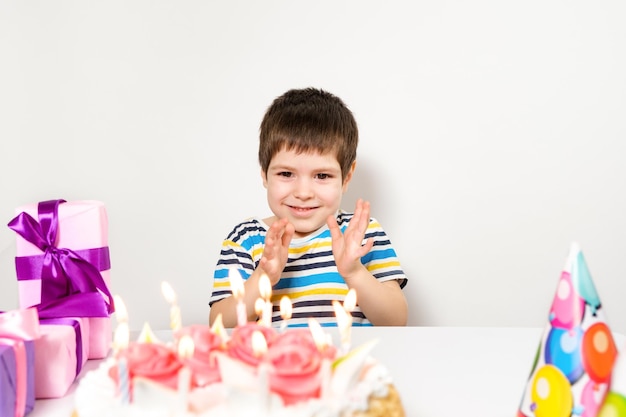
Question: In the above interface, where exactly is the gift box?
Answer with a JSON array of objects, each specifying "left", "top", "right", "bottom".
[
  {"left": 0, "top": 308, "right": 40, "bottom": 417},
  {"left": 33, "top": 318, "right": 89, "bottom": 399},
  {"left": 8, "top": 199, "right": 114, "bottom": 359},
  {"left": 517, "top": 243, "right": 619, "bottom": 417}
]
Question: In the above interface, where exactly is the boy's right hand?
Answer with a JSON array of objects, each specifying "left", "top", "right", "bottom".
[{"left": 259, "top": 218, "right": 294, "bottom": 285}]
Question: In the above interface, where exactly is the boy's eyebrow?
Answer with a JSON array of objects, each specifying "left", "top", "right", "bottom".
[{"left": 269, "top": 163, "right": 341, "bottom": 172}]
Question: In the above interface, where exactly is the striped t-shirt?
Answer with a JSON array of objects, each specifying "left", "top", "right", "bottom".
[{"left": 210, "top": 210, "right": 408, "bottom": 328}]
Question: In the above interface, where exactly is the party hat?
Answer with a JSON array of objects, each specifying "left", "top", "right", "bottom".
[
  {"left": 595, "top": 334, "right": 626, "bottom": 416},
  {"left": 517, "top": 242, "right": 619, "bottom": 417}
]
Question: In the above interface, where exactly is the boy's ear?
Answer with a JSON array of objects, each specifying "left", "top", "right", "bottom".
[
  {"left": 261, "top": 168, "right": 268, "bottom": 188},
  {"left": 342, "top": 161, "right": 357, "bottom": 192}
]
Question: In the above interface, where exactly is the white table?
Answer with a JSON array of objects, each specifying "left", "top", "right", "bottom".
[{"left": 28, "top": 326, "right": 626, "bottom": 417}]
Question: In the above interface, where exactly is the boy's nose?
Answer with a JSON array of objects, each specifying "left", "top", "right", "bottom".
[{"left": 293, "top": 178, "right": 314, "bottom": 199}]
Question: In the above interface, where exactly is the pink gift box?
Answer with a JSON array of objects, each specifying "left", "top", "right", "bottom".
[
  {"left": 33, "top": 319, "right": 89, "bottom": 399},
  {"left": 10, "top": 200, "right": 113, "bottom": 359},
  {"left": 0, "top": 308, "right": 40, "bottom": 415}
]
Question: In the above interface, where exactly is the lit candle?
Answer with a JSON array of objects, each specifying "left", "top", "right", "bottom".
[
  {"left": 178, "top": 335, "right": 195, "bottom": 359},
  {"left": 308, "top": 318, "right": 328, "bottom": 352},
  {"left": 210, "top": 313, "right": 230, "bottom": 348},
  {"left": 251, "top": 330, "right": 270, "bottom": 413},
  {"left": 344, "top": 289, "right": 357, "bottom": 313},
  {"left": 254, "top": 298, "right": 265, "bottom": 325},
  {"left": 251, "top": 330, "right": 268, "bottom": 357},
  {"left": 279, "top": 296, "right": 292, "bottom": 332},
  {"left": 113, "top": 321, "right": 130, "bottom": 353},
  {"left": 229, "top": 269, "right": 248, "bottom": 327},
  {"left": 114, "top": 294, "right": 128, "bottom": 323},
  {"left": 319, "top": 358, "right": 332, "bottom": 400},
  {"left": 258, "top": 274, "right": 273, "bottom": 327},
  {"left": 161, "top": 281, "right": 182, "bottom": 331},
  {"left": 177, "top": 335, "right": 194, "bottom": 412},
  {"left": 177, "top": 367, "right": 192, "bottom": 412},
  {"left": 333, "top": 300, "right": 352, "bottom": 354},
  {"left": 112, "top": 295, "right": 130, "bottom": 353}
]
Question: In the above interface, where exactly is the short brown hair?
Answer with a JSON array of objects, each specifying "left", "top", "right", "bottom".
[{"left": 259, "top": 88, "right": 358, "bottom": 180}]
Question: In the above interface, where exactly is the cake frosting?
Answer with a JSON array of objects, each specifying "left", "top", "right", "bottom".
[{"left": 73, "top": 321, "right": 404, "bottom": 417}]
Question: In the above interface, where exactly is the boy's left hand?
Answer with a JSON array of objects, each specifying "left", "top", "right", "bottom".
[{"left": 327, "top": 198, "right": 374, "bottom": 281}]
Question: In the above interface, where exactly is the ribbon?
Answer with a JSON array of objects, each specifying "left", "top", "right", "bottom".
[
  {"left": 0, "top": 309, "right": 40, "bottom": 417},
  {"left": 7, "top": 199, "right": 114, "bottom": 318},
  {"left": 40, "top": 318, "right": 84, "bottom": 376}
]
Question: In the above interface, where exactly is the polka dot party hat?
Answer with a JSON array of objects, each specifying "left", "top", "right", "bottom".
[{"left": 516, "top": 242, "right": 625, "bottom": 417}]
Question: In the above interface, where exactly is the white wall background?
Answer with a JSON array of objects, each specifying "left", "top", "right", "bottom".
[{"left": 1, "top": 1, "right": 625, "bottom": 334}]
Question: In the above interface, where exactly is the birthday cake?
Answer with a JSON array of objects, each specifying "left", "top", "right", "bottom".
[{"left": 72, "top": 320, "right": 405, "bottom": 417}]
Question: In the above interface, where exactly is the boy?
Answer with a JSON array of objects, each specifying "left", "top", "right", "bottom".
[{"left": 209, "top": 87, "right": 408, "bottom": 328}]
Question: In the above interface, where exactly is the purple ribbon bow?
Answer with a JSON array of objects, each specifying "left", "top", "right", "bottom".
[{"left": 7, "top": 199, "right": 114, "bottom": 319}]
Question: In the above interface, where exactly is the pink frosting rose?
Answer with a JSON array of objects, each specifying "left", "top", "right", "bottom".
[
  {"left": 266, "top": 329, "right": 333, "bottom": 405},
  {"left": 175, "top": 324, "right": 225, "bottom": 387},
  {"left": 227, "top": 323, "right": 278, "bottom": 367},
  {"left": 109, "top": 342, "right": 182, "bottom": 390}
]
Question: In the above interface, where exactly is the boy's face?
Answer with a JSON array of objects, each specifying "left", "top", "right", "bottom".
[{"left": 262, "top": 147, "right": 354, "bottom": 238}]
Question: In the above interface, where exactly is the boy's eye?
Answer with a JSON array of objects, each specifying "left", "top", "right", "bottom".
[
  {"left": 315, "top": 173, "right": 330, "bottom": 180},
  {"left": 278, "top": 171, "right": 292, "bottom": 178}
]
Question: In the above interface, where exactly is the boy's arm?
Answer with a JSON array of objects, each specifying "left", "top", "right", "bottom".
[
  {"left": 327, "top": 199, "right": 408, "bottom": 326},
  {"left": 344, "top": 274, "right": 408, "bottom": 326}
]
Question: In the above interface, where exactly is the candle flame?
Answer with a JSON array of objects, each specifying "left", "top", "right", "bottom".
[
  {"left": 259, "top": 274, "right": 272, "bottom": 301},
  {"left": 344, "top": 289, "right": 357, "bottom": 312},
  {"left": 251, "top": 330, "right": 268, "bottom": 357},
  {"left": 113, "top": 322, "right": 130, "bottom": 351},
  {"left": 113, "top": 294, "right": 128, "bottom": 323},
  {"left": 178, "top": 335, "right": 195, "bottom": 359},
  {"left": 137, "top": 322, "right": 159, "bottom": 344},
  {"left": 211, "top": 313, "right": 224, "bottom": 334},
  {"left": 161, "top": 281, "right": 177, "bottom": 304},
  {"left": 211, "top": 313, "right": 229, "bottom": 347},
  {"left": 308, "top": 318, "right": 327, "bottom": 351},
  {"left": 333, "top": 300, "right": 351, "bottom": 328},
  {"left": 255, "top": 298, "right": 265, "bottom": 316},
  {"left": 229, "top": 269, "right": 245, "bottom": 299},
  {"left": 280, "top": 296, "right": 292, "bottom": 320},
  {"left": 170, "top": 305, "right": 182, "bottom": 331}
]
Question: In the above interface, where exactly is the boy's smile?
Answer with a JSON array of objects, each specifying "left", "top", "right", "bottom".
[{"left": 262, "top": 147, "right": 354, "bottom": 238}]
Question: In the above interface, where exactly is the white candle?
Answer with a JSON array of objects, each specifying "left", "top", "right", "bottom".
[
  {"left": 344, "top": 289, "right": 357, "bottom": 312},
  {"left": 333, "top": 300, "right": 352, "bottom": 354},
  {"left": 161, "top": 281, "right": 182, "bottom": 331},
  {"left": 258, "top": 274, "right": 273, "bottom": 327},
  {"left": 319, "top": 358, "right": 332, "bottom": 400},
  {"left": 113, "top": 322, "right": 130, "bottom": 353},
  {"left": 177, "top": 366, "right": 192, "bottom": 412},
  {"left": 229, "top": 269, "right": 248, "bottom": 327},
  {"left": 308, "top": 318, "right": 328, "bottom": 353},
  {"left": 251, "top": 331, "right": 270, "bottom": 414},
  {"left": 114, "top": 294, "right": 128, "bottom": 323},
  {"left": 177, "top": 334, "right": 195, "bottom": 359},
  {"left": 112, "top": 295, "right": 130, "bottom": 353},
  {"left": 279, "top": 296, "right": 292, "bottom": 332},
  {"left": 257, "top": 362, "right": 270, "bottom": 414}
]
